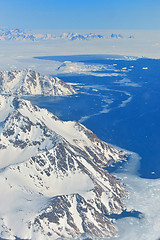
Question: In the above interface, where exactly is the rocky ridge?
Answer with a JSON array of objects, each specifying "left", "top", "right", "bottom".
[
  {"left": 0, "top": 95, "right": 127, "bottom": 240},
  {"left": 0, "top": 69, "right": 77, "bottom": 96}
]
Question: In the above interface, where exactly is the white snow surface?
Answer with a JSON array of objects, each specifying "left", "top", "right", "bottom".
[
  {"left": 55, "top": 61, "right": 124, "bottom": 77},
  {"left": 0, "top": 95, "right": 126, "bottom": 240},
  {"left": 0, "top": 30, "right": 159, "bottom": 76},
  {"left": 109, "top": 151, "right": 160, "bottom": 240},
  {"left": 0, "top": 69, "right": 77, "bottom": 96},
  {"left": 0, "top": 28, "right": 159, "bottom": 240}
]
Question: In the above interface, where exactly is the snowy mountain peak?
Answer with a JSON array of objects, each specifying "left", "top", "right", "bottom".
[
  {"left": 60, "top": 32, "right": 104, "bottom": 40},
  {"left": 0, "top": 28, "right": 135, "bottom": 41},
  {"left": 0, "top": 69, "right": 77, "bottom": 96},
  {"left": 0, "top": 95, "right": 127, "bottom": 239}
]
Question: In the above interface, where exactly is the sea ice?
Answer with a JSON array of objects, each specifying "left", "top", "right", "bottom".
[{"left": 110, "top": 150, "right": 160, "bottom": 240}]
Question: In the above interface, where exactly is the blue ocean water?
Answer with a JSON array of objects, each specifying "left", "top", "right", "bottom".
[{"left": 29, "top": 55, "right": 160, "bottom": 179}]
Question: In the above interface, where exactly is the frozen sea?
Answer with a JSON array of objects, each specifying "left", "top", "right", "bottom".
[{"left": 26, "top": 55, "right": 160, "bottom": 240}]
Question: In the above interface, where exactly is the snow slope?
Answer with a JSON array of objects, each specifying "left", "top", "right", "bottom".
[
  {"left": 0, "top": 69, "right": 77, "bottom": 96},
  {"left": 0, "top": 28, "right": 133, "bottom": 41},
  {"left": 0, "top": 95, "right": 127, "bottom": 240}
]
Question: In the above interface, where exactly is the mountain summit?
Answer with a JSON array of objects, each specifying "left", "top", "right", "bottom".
[
  {"left": 0, "top": 69, "right": 77, "bottom": 96},
  {"left": 0, "top": 95, "right": 126, "bottom": 239},
  {"left": 0, "top": 28, "right": 135, "bottom": 41}
]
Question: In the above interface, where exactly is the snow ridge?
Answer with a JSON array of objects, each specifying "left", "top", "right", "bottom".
[
  {"left": 0, "top": 28, "right": 135, "bottom": 41},
  {"left": 0, "top": 69, "right": 77, "bottom": 96},
  {"left": 0, "top": 96, "right": 127, "bottom": 240}
]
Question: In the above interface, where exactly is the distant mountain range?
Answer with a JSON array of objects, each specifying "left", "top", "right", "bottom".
[{"left": 0, "top": 28, "right": 135, "bottom": 41}]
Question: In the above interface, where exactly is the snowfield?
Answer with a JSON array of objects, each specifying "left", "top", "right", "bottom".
[
  {"left": 0, "top": 28, "right": 160, "bottom": 240},
  {"left": 0, "top": 30, "right": 159, "bottom": 76},
  {"left": 0, "top": 69, "right": 77, "bottom": 96},
  {"left": 0, "top": 95, "right": 127, "bottom": 239}
]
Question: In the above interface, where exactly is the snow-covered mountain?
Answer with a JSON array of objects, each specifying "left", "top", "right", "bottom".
[
  {"left": 0, "top": 28, "right": 51, "bottom": 41},
  {"left": 59, "top": 32, "right": 104, "bottom": 40},
  {"left": 0, "top": 69, "right": 77, "bottom": 96},
  {"left": 110, "top": 33, "right": 123, "bottom": 39},
  {"left": 0, "top": 28, "right": 104, "bottom": 41},
  {"left": 0, "top": 28, "right": 135, "bottom": 41},
  {"left": 0, "top": 95, "right": 127, "bottom": 239},
  {"left": 0, "top": 28, "right": 36, "bottom": 41}
]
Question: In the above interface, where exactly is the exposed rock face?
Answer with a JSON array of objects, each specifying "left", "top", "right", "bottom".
[
  {"left": 0, "top": 69, "right": 77, "bottom": 96},
  {"left": 0, "top": 95, "right": 127, "bottom": 240}
]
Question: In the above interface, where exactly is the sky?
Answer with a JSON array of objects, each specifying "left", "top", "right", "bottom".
[{"left": 0, "top": 0, "right": 160, "bottom": 30}]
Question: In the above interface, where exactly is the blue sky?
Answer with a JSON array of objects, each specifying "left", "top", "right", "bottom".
[{"left": 0, "top": 0, "right": 159, "bottom": 30}]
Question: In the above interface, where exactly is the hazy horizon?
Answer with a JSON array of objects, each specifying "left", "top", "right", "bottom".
[{"left": 0, "top": 0, "right": 159, "bottom": 30}]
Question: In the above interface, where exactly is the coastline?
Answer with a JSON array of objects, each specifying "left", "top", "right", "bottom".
[
  {"left": 110, "top": 149, "right": 160, "bottom": 240},
  {"left": 0, "top": 29, "right": 160, "bottom": 76},
  {"left": 0, "top": 34, "right": 160, "bottom": 238}
]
